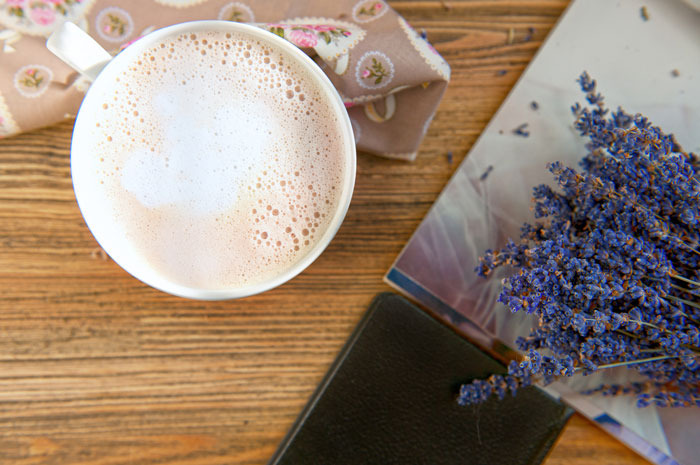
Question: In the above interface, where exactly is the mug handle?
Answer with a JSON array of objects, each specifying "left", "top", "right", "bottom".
[{"left": 47, "top": 22, "right": 112, "bottom": 82}]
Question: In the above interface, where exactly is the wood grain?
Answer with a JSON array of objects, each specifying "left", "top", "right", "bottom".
[{"left": 0, "top": 1, "right": 651, "bottom": 464}]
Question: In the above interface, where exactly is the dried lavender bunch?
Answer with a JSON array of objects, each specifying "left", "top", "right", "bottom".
[{"left": 458, "top": 72, "right": 700, "bottom": 408}]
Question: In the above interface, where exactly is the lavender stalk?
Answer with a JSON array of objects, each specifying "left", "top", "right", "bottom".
[{"left": 458, "top": 72, "right": 700, "bottom": 408}]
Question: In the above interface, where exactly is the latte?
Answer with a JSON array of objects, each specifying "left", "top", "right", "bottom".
[{"left": 80, "top": 27, "right": 349, "bottom": 290}]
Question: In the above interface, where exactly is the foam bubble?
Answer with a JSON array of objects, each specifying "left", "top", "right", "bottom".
[{"left": 89, "top": 28, "right": 347, "bottom": 290}]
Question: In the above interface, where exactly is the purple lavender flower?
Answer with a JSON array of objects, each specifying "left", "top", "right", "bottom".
[{"left": 458, "top": 72, "right": 700, "bottom": 408}]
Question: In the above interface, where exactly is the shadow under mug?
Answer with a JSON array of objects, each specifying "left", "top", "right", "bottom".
[{"left": 47, "top": 20, "right": 356, "bottom": 300}]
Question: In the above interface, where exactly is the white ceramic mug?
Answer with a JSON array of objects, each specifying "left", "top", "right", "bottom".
[{"left": 47, "top": 21, "right": 356, "bottom": 300}]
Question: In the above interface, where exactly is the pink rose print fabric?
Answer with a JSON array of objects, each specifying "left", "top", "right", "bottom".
[
  {"left": 287, "top": 27, "right": 317, "bottom": 47},
  {"left": 0, "top": 0, "right": 449, "bottom": 160}
]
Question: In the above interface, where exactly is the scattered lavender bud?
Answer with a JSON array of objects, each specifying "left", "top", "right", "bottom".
[
  {"left": 524, "top": 27, "right": 535, "bottom": 42},
  {"left": 497, "top": 69, "right": 507, "bottom": 76},
  {"left": 420, "top": 29, "right": 428, "bottom": 40},
  {"left": 530, "top": 101, "right": 539, "bottom": 110},
  {"left": 480, "top": 165, "right": 494, "bottom": 181},
  {"left": 447, "top": 151, "right": 453, "bottom": 164},
  {"left": 512, "top": 123, "right": 530, "bottom": 137}
]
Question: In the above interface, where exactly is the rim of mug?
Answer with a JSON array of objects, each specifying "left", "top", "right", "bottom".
[{"left": 71, "top": 20, "right": 356, "bottom": 300}]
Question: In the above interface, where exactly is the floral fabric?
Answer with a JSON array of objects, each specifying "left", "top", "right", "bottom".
[{"left": 0, "top": 0, "right": 449, "bottom": 160}]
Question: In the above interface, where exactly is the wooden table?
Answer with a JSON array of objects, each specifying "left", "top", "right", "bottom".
[{"left": 0, "top": 1, "right": 653, "bottom": 464}]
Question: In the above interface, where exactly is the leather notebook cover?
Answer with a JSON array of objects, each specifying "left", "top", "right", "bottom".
[{"left": 268, "top": 293, "right": 573, "bottom": 465}]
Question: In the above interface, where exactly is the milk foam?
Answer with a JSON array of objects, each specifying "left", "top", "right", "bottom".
[{"left": 89, "top": 29, "right": 347, "bottom": 290}]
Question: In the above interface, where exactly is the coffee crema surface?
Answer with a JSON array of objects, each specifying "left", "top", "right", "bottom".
[{"left": 86, "top": 29, "right": 347, "bottom": 290}]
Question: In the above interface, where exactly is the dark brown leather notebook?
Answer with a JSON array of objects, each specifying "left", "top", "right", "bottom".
[{"left": 268, "top": 293, "right": 573, "bottom": 465}]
